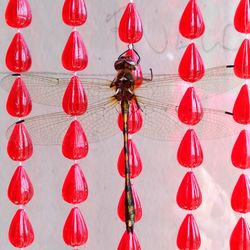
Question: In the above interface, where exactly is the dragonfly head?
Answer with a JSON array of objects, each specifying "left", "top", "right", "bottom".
[{"left": 114, "top": 57, "right": 137, "bottom": 71}]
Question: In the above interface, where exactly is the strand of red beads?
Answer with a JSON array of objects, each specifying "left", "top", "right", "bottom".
[
  {"left": 117, "top": 0, "right": 144, "bottom": 249},
  {"left": 176, "top": 0, "right": 205, "bottom": 249},
  {"left": 61, "top": 0, "right": 89, "bottom": 249},
  {"left": 5, "top": 0, "right": 35, "bottom": 249},
  {"left": 230, "top": 1, "right": 250, "bottom": 248}
]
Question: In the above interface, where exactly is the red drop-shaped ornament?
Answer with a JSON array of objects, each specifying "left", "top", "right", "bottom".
[
  {"left": 179, "top": 43, "right": 205, "bottom": 83},
  {"left": 6, "top": 32, "right": 32, "bottom": 73},
  {"left": 118, "top": 100, "right": 143, "bottom": 134},
  {"left": 9, "top": 209, "right": 34, "bottom": 248},
  {"left": 117, "top": 184, "right": 142, "bottom": 223},
  {"left": 176, "top": 171, "right": 202, "bottom": 210},
  {"left": 231, "top": 174, "right": 250, "bottom": 213},
  {"left": 7, "top": 123, "right": 33, "bottom": 161},
  {"left": 6, "top": 77, "right": 32, "bottom": 117},
  {"left": 62, "top": 0, "right": 87, "bottom": 26},
  {"left": 62, "top": 31, "right": 88, "bottom": 71},
  {"left": 179, "top": 0, "right": 205, "bottom": 39},
  {"left": 177, "top": 214, "right": 201, "bottom": 250},
  {"left": 8, "top": 165, "right": 34, "bottom": 205},
  {"left": 234, "top": 0, "right": 250, "bottom": 33},
  {"left": 233, "top": 84, "right": 250, "bottom": 124},
  {"left": 62, "top": 76, "right": 88, "bottom": 116},
  {"left": 177, "top": 129, "right": 203, "bottom": 168},
  {"left": 231, "top": 130, "right": 250, "bottom": 169},
  {"left": 118, "top": 231, "right": 141, "bottom": 250},
  {"left": 178, "top": 87, "right": 203, "bottom": 125},
  {"left": 63, "top": 207, "right": 88, "bottom": 246},
  {"left": 118, "top": 3, "right": 143, "bottom": 44},
  {"left": 234, "top": 39, "right": 250, "bottom": 79},
  {"left": 117, "top": 139, "right": 142, "bottom": 179},
  {"left": 62, "top": 120, "right": 88, "bottom": 160},
  {"left": 62, "top": 163, "right": 88, "bottom": 204},
  {"left": 5, "top": 0, "right": 32, "bottom": 28},
  {"left": 230, "top": 217, "right": 250, "bottom": 250}
]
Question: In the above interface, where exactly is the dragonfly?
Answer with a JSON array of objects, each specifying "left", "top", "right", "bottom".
[{"left": 1, "top": 49, "right": 241, "bottom": 232}]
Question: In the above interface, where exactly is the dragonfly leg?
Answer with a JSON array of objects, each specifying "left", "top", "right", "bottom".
[{"left": 136, "top": 68, "right": 154, "bottom": 83}]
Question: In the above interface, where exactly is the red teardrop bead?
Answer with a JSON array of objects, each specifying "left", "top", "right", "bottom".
[
  {"left": 179, "top": 0, "right": 205, "bottom": 39},
  {"left": 117, "top": 139, "right": 142, "bottom": 179},
  {"left": 118, "top": 3, "right": 143, "bottom": 44},
  {"left": 6, "top": 77, "right": 32, "bottom": 117},
  {"left": 7, "top": 123, "right": 33, "bottom": 161},
  {"left": 8, "top": 165, "right": 34, "bottom": 205},
  {"left": 231, "top": 130, "right": 250, "bottom": 169},
  {"left": 62, "top": 0, "right": 87, "bottom": 26},
  {"left": 177, "top": 129, "right": 203, "bottom": 168},
  {"left": 118, "top": 231, "right": 141, "bottom": 250},
  {"left": 117, "top": 184, "right": 142, "bottom": 222},
  {"left": 178, "top": 87, "right": 203, "bottom": 125},
  {"left": 234, "top": 0, "right": 250, "bottom": 33},
  {"left": 62, "top": 76, "right": 88, "bottom": 116},
  {"left": 6, "top": 32, "right": 32, "bottom": 73},
  {"left": 178, "top": 43, "right": 205, "bottom": 83},
  {"left": 5, "top": 0, "right": 32, "bottom": 28},
  {"left": 234, "top": 39, "right": 250, "bottom": 79},
  {"left": 63, "top": 207, "right": 88, "bottom": 246},
  {"left": 61, "top": 31, "right": 88, "bottom": 71},
  {"left": 177, "top": 214, "right": 201, "bottom": 250},
  {"left": 233, "top": 84, "right": 250, "bottom": 124},
  {"left": 118, "top": 100, "right": 143, "bottom": 134},
  {"left": 176, "top": 171, "right": 202, "bottom": 210},
  {"left": 62, "top": 120, "right": 88, "bottom": 160},
  {"left": 9, "top": 209, "right": 34, "bottom": 248},
  {"left": 231, "top": 174, "right": 250, "bottom": 213},
  {"left": 62, "top": 163, "right": 88, "bottom": 204},
  {"left": 230, "top": 217, "right": 250, "bottom": 250}
]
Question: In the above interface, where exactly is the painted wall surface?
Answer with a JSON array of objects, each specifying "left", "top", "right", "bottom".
[{"left": 0, "top": 0, "right": 245, "bottom": 249}]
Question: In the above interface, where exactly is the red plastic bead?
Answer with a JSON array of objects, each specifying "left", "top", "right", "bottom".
[
  {"left": 177, "top": 129, "right": 203, "bottom": 168},
  {"left": 62, "top": 120, "right": 88, "bottom": 160},
  {"left": 9, "top": 209, "right": 34, "bottom": 248},
  {"left": 62, "top": 163, "right": 88, "bottom": 204},
  {"left": 176, "top": 171, "right": 202, "bottom": 210},
  {"left": 63, "top": 207, "right": 88, "bottom": 247},
  {"left": 230, "top": 217, "right": 250, "bottom": 250},
  {"left": 6, "top": 32, "right": 32, "bottom": 73},
  {"left": 179, "top": 0, "right": 205, "bottom": 39},
  {"left": 8, "top": 165, "right": 34, "bottom": 205},
  {"left": 117, "top": 139, "right": 142, "bottom": 179},
  {"left": 62, "top": 31, "right": 88, "bottom": 71},
  {"left": 62, "top": 76, "right": 88, "bottom": 116},
  {"left": 178, "top": 43, "right": 205, "bottom": 83},
  {"left": 178, "top": 87, "right": 203, "bottom": 125},
  {"left": 5, "top": 0, "right": 32, "bottom": 28},
  {"left": 233, "top": 84, "right": 250, "bottom": 124},
  {"left": 231, "top": 174, "right": 250, "bottom": 213},
  {"left": 177, "top": 214, "right": 201, "bottom": 250},
  {"left": 7, "top": 123, "right": 33, "bottom": 161},
  {"left": 62, "top": 0, "right": 87, "bottom": 26},
  {"left": 118, "top": 3, "right": 143, "bottom": 44},
  {"left": 118, "top": 100, "right": 143, "bottom": 134},
  {"left": 6, "top": 77, "right": 32, "bottom": 117},
  {"left": 231, "top": 130, "right": 250, "bottom": 169},
  {"left": 234, "top": 0, "right": 250, "bottom": 33},
  {"left": 117, "top": 184, "right": 142, "bottom": 222},
  {"left": 234, "top": 39, "right": 250, "bottom": 79},
  {"left": 118, "top": 231, "right": 141, "bottom": 250}
]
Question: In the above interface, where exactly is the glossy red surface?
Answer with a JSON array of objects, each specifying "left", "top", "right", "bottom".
[
  {"left": 7, "top": 123, "right": 33, "bottom": 161},
  {"left": 118, "top": 3, "right": 143, "bottom": 44},
  {"left": 6, "top": 77, "right": 32, "bottom": 117},
  {"left": 179, "top": 0, "right": 205, "bottom": 39},
  {"left": 118, "top": 231, "right": 141, "bottom": 250},
  {"left": 63, "top": 207, "right": 88, "bottom": 246},
  {"left": 6, "top": 32, "right": 32, "bottom": 73},
  {"left": 234, "top": 0, "right": 250, "bottom": 33}
]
